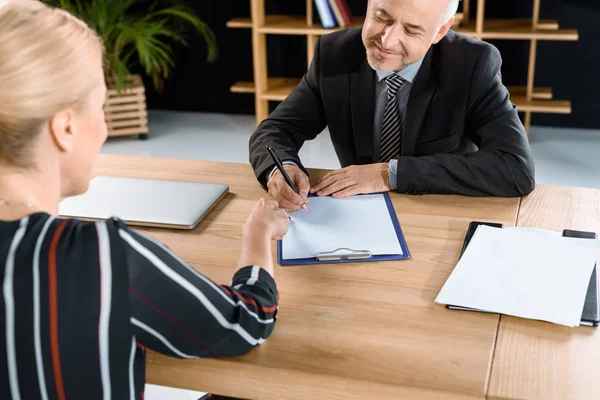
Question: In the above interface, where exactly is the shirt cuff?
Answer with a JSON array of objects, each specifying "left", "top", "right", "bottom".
[
  {"left": 388, "top": 159, "right": 398, "bottom": 191},
  {"left": 268, "top": 161, "right": 300, "bottom": 183},
  {"left": 232, "top": 265, "right": 278, "bottom": 295}
]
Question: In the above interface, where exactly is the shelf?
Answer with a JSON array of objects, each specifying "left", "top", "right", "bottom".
[
  {"left": 226, "top": 17, "right": 253, "bottom": 29},
  {"left": 227, "top": 15, "right": 574, "bottom": 41},
  {"left": 456, "top": 20, "right": 578, "bottom": 40},
  {"left": 532, "top": 21, "right": 559, "bottom": 30},
  {"left": 461, "top": 19, "right": 560, "bottom": 31},
  {"left": 258, "top": 15, "right": 364, "bottom": 35},
  {"left": 510, "top": 97, "right": 571, "bottom": 114},
  {"left": 228, "top": 14, "right": 463, "bottom": 35},
  {"left": 262, "top": 78, "right": 303, "bottom": 100},
  {"left": 231, "top": 79, "right": 564, "bottom": 111},
  {"left": 231, "top": 78, "right": 297, "bottom": 98},
  {"left": 506, "top": 86, "right": 553, "bottom": 100},
  {"left": 231, "top": 78, "right": 301, "bottom": 100},
  {"left": 229, "top": 81, "right": 256, "bottom": 94}
]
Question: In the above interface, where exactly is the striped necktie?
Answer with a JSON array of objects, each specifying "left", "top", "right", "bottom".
[{"left": 379, "top": 74, "right": 406, "bottom": 163}]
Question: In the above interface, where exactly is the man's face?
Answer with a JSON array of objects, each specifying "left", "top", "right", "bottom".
[{"left": 362, "top": 0, "right": 454, "bottom": 71}]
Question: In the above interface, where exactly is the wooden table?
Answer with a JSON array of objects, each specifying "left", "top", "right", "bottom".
[
  {"left": 94, "top": 155, "right": 600, "bottom": 399},
  {"left": 94, "top": 154, "right": 521, "bottom": 400},
  {"left": 488, "top": 185, "right": 600, "bottom": 400}
]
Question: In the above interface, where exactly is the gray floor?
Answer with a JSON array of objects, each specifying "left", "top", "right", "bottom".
[{"left": 101, "top": 110, "right": 600, "bottom": 190}]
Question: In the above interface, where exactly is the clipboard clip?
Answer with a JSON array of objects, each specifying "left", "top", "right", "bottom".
[{"left": 316, "top": 248, "right": 372, "bottom": 261}]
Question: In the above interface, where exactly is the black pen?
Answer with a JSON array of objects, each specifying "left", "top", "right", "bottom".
[{"left": 266, "top": 145, "right": 308, "bottom": 211}]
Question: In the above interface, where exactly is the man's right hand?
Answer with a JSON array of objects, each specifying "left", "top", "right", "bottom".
[{"left": 267, "top": 164, "right": 310, "bottom": 211}]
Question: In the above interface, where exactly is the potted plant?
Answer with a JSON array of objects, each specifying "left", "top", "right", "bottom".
[{"left": 45, "top": 0, "right": 218, "bottom": 139}]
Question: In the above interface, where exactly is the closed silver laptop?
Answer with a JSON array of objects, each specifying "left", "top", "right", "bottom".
[{"left": 59, "top": 176, "right": 229, "bottom": 229}]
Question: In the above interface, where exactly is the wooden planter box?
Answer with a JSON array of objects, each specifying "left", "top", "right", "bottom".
[{"left": 104, "top": 74, "right": 149, "bottom": 140}]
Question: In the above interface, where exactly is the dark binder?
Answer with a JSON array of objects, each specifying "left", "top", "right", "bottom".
[
  {"left": 446, "top": 221, "right": 599, "bottom": 327},
  {"left": 563, "top": 229, "right": 599, "bottom": 327}
]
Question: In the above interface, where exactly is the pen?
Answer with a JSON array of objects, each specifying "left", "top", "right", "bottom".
[{"left": 266, "top": 145, "right": 308, "bottom": 211}]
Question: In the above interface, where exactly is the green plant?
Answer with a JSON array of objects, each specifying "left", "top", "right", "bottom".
[{"left": 44, "top": 0, "right": 218, "bottom": 91}]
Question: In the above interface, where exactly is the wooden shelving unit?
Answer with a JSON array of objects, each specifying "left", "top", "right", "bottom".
[{"left": 228, "top": 0, "right": 578, "bottom": 134}]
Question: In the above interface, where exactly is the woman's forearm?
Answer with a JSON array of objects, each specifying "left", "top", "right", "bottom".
[{"left": 237, "top": 223, "right": 274, "bottom": 276}]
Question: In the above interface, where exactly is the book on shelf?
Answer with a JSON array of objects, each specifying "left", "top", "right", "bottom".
[
  {"left": 328, "top": 0, "right": 346, "bottom": 28},
  {"left": 313, "top": 0, "right": 354, "bottom": 29},
  {"left": 314, "top": 0, "right": 336, "bottom": 29},
  {"left": 332, "top": 0, "right": 353, "bottom": 26}
]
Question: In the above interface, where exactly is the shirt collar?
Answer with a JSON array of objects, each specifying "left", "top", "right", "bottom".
[{"left": 375, "top": 56, "right": 425, "bottom": 83}]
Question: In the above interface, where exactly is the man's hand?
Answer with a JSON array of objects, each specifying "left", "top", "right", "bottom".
[
  {"left": 310, "top": 163, "right": 391, "bottom": 198},
  {"left": 267, "top": 164, "right": 310, "bottom": 211}
]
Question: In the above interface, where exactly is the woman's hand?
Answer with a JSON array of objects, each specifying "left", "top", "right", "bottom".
[{"left": 245, "top": 197, "right": 290, "bottom": 240}]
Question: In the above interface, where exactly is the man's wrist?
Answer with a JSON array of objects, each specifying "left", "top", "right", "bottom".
[
  {"left": 380, "top": 163, "right": 392, "bottom": 191},
  {"left": 268, "top": 160, "right": 300, "bottom": 183}
]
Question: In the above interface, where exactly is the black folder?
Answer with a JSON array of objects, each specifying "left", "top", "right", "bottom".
[{"left": 447, "top": 221, "right": 599, "bottom": 327}]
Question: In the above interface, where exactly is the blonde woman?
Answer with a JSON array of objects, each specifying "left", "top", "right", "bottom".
[{"left": 0, "top": 1, "right": 289, "bottom": 399}]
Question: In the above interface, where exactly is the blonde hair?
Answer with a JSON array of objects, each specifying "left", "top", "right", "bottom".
[{"left": 0, "top": 0, "right": 104, "bottom": 167}]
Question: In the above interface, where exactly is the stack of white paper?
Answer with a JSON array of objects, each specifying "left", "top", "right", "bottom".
[
  {"left": 435, "top": 225, "right": 600, "bottom": 327},
  {"left": 281, "top": 194, "right": 403, "bottom": 260}
]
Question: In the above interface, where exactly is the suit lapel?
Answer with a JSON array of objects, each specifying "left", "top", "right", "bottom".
[
  {"left": 350, "top": 60, "right": 377, "bottom": 165},
  {"left": 402, "top": 47, "right": 439, "bottom": 156}
]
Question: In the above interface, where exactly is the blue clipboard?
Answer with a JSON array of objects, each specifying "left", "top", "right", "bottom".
[{"left": 277, "top": 192, "right": 410, "bottom": 266}]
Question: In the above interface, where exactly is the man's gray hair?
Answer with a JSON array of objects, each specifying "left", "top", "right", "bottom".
[{"left": 444, "top": 0, "right": 460, "bottom": 22}]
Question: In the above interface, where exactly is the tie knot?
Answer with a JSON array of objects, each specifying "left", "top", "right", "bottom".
[{"left": 385, "top": 74, "right": 405, "bottom": 94}]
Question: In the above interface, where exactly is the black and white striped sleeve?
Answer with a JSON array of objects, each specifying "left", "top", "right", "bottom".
[{"left": 107, "top": 219, "right": 279, "bottom": 358}]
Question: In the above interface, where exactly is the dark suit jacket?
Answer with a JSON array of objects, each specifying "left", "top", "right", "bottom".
[{"left": 249, "top": 28, "right": 535, "bottom": 197}]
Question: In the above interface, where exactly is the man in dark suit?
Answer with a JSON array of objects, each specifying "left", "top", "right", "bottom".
[{"left": 249, "top": 0, "right": 535, "bottom": 211}]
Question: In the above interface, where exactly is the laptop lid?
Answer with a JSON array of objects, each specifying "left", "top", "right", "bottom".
[{"left": 58, "top": 176, "right": 229, "bottom": 229}]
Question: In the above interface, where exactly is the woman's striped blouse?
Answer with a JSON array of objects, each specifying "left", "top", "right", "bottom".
[{"left": 0, "top": 213, "right": 279, "bottom": 400}]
